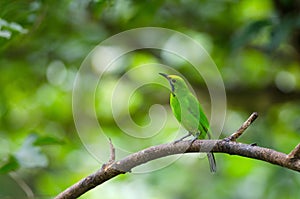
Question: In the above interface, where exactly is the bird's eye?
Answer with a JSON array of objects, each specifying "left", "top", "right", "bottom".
[{"left": 171, "top": 79, "right": 176, "bottom": 83}]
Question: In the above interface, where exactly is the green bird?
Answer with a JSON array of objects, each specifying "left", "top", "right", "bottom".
[{"left": 159, "top": 73, "right": 216, "bottom": 173}]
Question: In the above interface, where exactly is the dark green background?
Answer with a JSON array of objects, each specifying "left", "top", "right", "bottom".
[{"left": 1, "top": 0, "right": 300, "bottom": 198}]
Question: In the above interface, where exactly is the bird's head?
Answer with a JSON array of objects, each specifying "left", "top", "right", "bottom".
[{"left": 159, "top": 73, "right": 188, "bottom": 94}]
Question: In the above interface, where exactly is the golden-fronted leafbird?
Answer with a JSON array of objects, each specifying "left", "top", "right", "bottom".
[{"left": 159, "top": 73, "right": 216, "bottom": 173}]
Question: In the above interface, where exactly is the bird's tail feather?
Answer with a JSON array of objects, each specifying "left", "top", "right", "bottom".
[{"left": 207, "top": 152, "right": 216, "bottom": 173}]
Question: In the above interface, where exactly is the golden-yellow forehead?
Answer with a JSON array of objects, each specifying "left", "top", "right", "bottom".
[{"left": 167, "top": 75, "right": 184, "bottom": 80}]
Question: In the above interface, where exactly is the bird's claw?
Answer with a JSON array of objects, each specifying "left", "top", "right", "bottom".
[
  {"left": 173, "top": 139, "right": 182, "bottom": 144},
  {"left": 173, "top": 133, "right": 192, "bottom": 144},
  {"left": 190, "top": 137, "right": 198, "bottom": 144},
  {"left": 222, "top": 138, "right": 231, "bottom": 142}
]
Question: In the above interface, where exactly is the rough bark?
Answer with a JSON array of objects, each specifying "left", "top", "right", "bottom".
[{"left": 55, "top": 113, "right": 300, "bottom": 199}]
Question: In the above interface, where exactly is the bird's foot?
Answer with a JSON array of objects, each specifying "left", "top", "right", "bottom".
[
  {"left": 173, "top": 132, "right": 192, "bottom": 144},
  {"left": 222, "top": 137, "right": 231, "bottom": 142},
  {"left": 190, "top": 136, "right": 198, "bottom": 144}
]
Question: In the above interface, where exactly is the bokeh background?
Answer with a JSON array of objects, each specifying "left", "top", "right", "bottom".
[{"left": 1, "top": 0, "right": 300, "bottom": 198}]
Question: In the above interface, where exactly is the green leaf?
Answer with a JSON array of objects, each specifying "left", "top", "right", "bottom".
[
  {"left": 0, "top": 155, "right": 20, "bottom": 174},
  {"left": 33, "top": 136, "right": 65, "bottom": 146},
  {"left": 267, "top": 16, "right": 294, "bottom": 51},
  {"left": 232, "top": 19, "right": 271, "bottom": 50}
]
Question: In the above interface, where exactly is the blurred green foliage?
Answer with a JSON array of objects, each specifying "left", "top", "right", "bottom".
[{"left": 1, "top": 0, "right": 300, "bottom": 198}]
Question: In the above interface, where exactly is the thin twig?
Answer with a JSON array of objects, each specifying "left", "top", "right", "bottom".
[
  {"left": 9, "top": 172, "right": 35, "bottom": 199},
  {"left": 288, "top": 143, "right": 300, "bottom": 159},
  {"left": 225, "top": 112, "right": 258, "bottom": 141},
  {"left": 101, "top": 138, "right": 116, "bottom": 171},
  {"left": 108, "top": 138, "right": 115, "bottom": 164}
]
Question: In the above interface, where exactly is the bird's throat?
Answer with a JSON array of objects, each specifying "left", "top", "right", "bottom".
[{"left": 170, "top": 82, "right": 175, "bottom": 93}]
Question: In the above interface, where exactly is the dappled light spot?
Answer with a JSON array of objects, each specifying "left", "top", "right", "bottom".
[
  {"left": 275, "top": 71, "right": 296, "bottom": 93},
  {"left": 47, "top": 60, "right": 67, "bottom": 86}
]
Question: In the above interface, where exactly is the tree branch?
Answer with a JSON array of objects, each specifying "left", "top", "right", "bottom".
[
  {"left": 55, "top": 139, "right": 300, "bottom": 199},
  {"left": 54, "top": 112, "right": 300, "bottom": 199}
]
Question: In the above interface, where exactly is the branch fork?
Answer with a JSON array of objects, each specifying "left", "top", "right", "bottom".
[
  {"left": 288, "top": 143, "right": 300, "bottom": 160},
  {"left": 224, "top": 112, "right": 258, "bottom": 142}
]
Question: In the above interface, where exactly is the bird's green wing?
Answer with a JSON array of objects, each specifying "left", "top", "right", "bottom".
[
  {"left": 170, "top": 92, "right": 210, "bottom": 139},
  {"left": 185, "top": 93, "right": 210, "bottom": 139},
  {"left": 171, "top": 93, "right": 198, "bottom": 133},
  {"left": 170, "top": 93, "right": 181, "bottom": 122}
]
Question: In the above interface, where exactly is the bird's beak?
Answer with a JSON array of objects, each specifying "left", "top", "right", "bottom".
[
  {"left": 159, "top": 73, "right": 169, "bottom": 79},
  {"left": 159, "top": 73, "right": 175, "bottom": 93}
]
